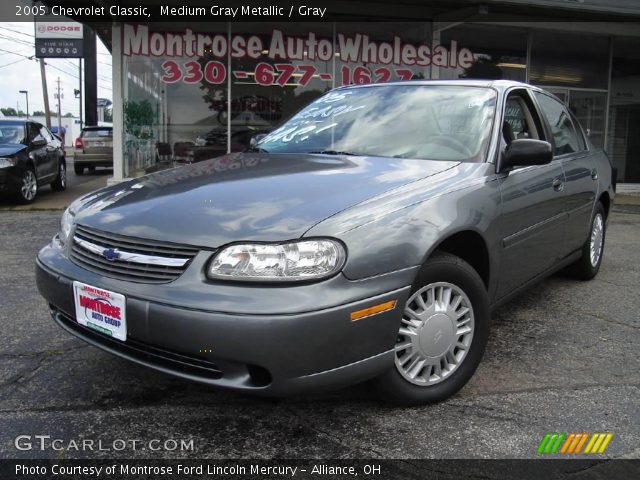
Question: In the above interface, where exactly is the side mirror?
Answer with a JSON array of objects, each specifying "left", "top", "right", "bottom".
[
  {"left": 31, "top": 135, "right": 47, "bottom": 147},
  {"left": 249, "top": 133, "right": 267, "bottom": 148},
  {"left": 501, "top": 139, "right": 552, "bottom": 171}
]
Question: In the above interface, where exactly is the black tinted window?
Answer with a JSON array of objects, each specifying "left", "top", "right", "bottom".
[{"left": 534, "top": 93, "right": 583, "bottom": 155}]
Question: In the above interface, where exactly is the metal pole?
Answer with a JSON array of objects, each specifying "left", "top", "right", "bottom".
[
  {"left": 40, "top": 59, "right": 51, "bottom": 129},
  {"left": 56, "top": 77, "right": 62, "bottom": 134},
  {"left": 79, "top": 58, "right": 83, "bottom": 129}
]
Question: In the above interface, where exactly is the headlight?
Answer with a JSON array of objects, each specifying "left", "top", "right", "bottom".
[
  {"left": 60, "top": 207, "right": 74, "bottom": 243},
  {"left": 59, "top": 195, "right": 95, "bottom": 243},
  {"left": 207, "top": 239, "right": 346, "bottom": 282},
  {"left": 0, "top": 156, "right": 17, "bottom": 168}
]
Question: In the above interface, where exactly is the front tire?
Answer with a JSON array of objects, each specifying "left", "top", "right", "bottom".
[
  {"left": 51, "top": 160, "right": 67, "bottom": 191},
  {"left": 16, "top": 167, "right": 38, "bottom": 204},
  {"left": 373, "top": 252, "right": 490, "bottom": 405},
  {"left": 566, "top": 202, "right": 606, "bottom": 280}
]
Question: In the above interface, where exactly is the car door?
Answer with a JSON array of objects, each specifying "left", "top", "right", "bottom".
[
  {"left": 533, "top": 92, "right": 596, "bottom": 255},
  {"left": 26, "top": 122, "right": 49, "bottom": 180},
  {"left": 39, "top": 126, "right": 59, "bottom": 180},
  {"left": 495, "top": 89, "right": 567, "bottom": 300}
]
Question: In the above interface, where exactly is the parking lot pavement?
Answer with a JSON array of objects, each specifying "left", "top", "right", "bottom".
[
  {"left": 0, "top": 159, "right": 110, "bottom": 211},
  {"left": 0, "top": 206, "right": 638, "bottom": 460}
]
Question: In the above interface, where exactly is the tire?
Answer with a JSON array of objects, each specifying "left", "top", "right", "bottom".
[
  {"left": 87, "top": 165, "right": 96, "bottom": 173},
  {"left": 74, "top": 164, "right": 84, "bottom": 175},
  {"left": 373, "top": 252, "right": 490, "bottom": 406},
  {"left": 566, "top": 202, "right": 606, "bottom": 280},
  {"left": 16, "top": 166, "right": 38, "bottom": 204},
  {"left": 51, "top": 160, "right": 67, "bottom": 191}
]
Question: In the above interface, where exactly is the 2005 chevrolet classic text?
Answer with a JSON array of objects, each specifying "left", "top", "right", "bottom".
[{"left": 36, "top": 81, "right": 614, "bottom": 405}]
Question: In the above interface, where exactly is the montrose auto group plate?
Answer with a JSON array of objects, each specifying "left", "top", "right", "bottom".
[{"left": 72, "top": 281, "right": 127, "bottom": 341}]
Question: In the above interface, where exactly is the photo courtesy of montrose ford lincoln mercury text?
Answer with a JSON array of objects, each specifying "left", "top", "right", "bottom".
[{"left": 36, "top": 80, "right": 614, "bottom": 405}]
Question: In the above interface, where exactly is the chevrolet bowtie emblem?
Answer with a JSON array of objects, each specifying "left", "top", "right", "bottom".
[{"left": 102, "top": 248, "right": 121, "bottom": 261}]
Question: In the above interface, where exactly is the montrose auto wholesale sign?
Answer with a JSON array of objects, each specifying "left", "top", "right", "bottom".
[
  {"left": 35, "top": 20, "right": 83, "bottom": 58},
  {"left": 123, "top": 24, "right": 475, "bottom": 87}
]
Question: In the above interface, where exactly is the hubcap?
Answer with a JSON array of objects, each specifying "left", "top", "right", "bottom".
[
  {"left": 590, "top": 213, "right": 604, "bottom": 267},
  {"left": 59, "top": 163, "right": 66, "bottom": 187},
  {"left": 395, "top": 282, "right": 474, "bottom": 386},
  {"left": 21, "top": 170, "right": 37, "bottom": 200}
]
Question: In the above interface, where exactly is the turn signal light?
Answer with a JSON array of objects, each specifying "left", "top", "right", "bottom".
[{"left": 350, "top": 300, "right": 397, "bottom": 322}]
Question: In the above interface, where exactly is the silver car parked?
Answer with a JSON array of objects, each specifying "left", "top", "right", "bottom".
[{"left": 37, "top": 81, "right": 614, "bottom": 405}]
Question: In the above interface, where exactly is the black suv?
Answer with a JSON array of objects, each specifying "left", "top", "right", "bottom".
[{"left": 0, "top": 119, "right": 66, "bottom": 203}]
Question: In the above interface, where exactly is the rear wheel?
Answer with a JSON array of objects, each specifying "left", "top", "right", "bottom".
[
  {"left": 74, "top": 164, "right": 84, "bottom": 175},
  {"left": 566, "top": 202, "right": 606, "bottom": 280},
  {"left": 51, "top": 160, "right": 67, "bottom": 191},
  {"left": 17, "top": 167, "right": 38, "bottom": 204},
  {"left": 373, "top": 252, "right": 490, "bottom": 405}
]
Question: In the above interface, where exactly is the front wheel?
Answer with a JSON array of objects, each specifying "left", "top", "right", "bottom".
[
  {"left": 16, "top": 167, "right": 38, "bottom": 204},
  {"left": 373, "top": 252, "right": 490, "bottom": 405}
]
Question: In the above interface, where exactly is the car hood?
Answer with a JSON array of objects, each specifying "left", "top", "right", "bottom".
[
  {"left": 0, "top": 144, "right": 26, "bottom": 156},
  {"left": 75, "top": 152, "right": 459, "bottom": 248}
]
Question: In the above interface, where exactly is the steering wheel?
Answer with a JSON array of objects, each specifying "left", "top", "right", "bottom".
[{"left": 426, "top": 135, "right": 474, "bottom": 158}]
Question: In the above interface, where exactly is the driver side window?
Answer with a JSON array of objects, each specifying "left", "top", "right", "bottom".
[
  {"left": 502, "top": 95, "right": 540, "bottom": 146},
  {"left": 26, "top": 123, "right": 40, "bottom": 143}
]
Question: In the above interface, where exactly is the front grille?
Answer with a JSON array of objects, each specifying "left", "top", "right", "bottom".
[
  {"left": 70, "top": 224, "right": 199, "bottom": 283},
  {"left": 54, "top": 308, "right": 223, "bottom": 380}
]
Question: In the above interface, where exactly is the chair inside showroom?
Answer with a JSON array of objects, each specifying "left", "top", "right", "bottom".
[
  {"left": 156, "top": 142, "right": 172, "bottom": 163},
  {"left": 173, "top": 142, "right": 194, "bottom": 164}
]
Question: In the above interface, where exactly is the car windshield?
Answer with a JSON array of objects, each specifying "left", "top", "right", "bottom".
[
  {"left": 0, "top": 123, "right": 26, "bottom": 145},
  {"left": 257, "top": 85, "right": 497, "bottom": 162}
]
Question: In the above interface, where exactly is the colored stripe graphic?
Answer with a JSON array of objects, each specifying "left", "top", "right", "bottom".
[{"left": 538, "top": 433, "right": 613, "bottom": 454}]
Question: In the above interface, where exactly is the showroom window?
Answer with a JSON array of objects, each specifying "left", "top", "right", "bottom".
[{"left": 439, "top": 24, "right": 527, "bottom": 82}]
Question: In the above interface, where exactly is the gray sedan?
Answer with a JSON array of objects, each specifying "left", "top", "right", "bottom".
[{"left": 36, "top": 80, "right": 614, "bottom": 405}]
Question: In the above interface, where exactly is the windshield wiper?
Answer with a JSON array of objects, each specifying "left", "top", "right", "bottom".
[{"left": 307, "top": 150, "right": 361, "bottom": 156}]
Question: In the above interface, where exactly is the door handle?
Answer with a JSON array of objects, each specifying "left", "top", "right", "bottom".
[
  {"left": 591, "top": 169, "right": 598, "bottom": 180},
  {"left": 552, "top": 178, "right": 565, "bottom": 192}
]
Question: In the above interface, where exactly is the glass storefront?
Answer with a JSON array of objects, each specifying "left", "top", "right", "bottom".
[
  {"left": 607, "top": 36, "right": 640, "bottom": 183},
  {"left": 116, "top": 22, "right": 640, "bottom": 183}
]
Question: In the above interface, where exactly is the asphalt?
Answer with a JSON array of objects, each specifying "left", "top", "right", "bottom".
[{"left": 0, "top": 204, "right": 638, "bottom": 462}]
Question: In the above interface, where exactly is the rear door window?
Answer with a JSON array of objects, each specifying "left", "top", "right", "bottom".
[
  {"left": 534, "top": 92, "right": 583, "bottom": 156},
  {"left": 83, "top": 129, "right": 112, "bottom": 138}
]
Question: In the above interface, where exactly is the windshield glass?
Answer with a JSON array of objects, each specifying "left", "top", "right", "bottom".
[
  {"left": 0, "top": 122, "right": 26, "bottom": 145},
  {"left": 257, "top": 85, "right": 497, "bottom": 162}
]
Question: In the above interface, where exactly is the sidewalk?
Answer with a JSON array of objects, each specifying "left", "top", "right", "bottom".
[{"left": 615, "top": 183, "right": 640, "bottom": 206}]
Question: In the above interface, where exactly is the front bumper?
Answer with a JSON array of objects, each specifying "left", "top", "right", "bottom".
[{"left": 36, "top": 242, "right": 414, "bottom": 395}]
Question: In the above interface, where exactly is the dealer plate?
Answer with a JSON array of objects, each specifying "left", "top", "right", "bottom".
[{"left": 72, "top": 281, "right": 127, "bottom": 341}]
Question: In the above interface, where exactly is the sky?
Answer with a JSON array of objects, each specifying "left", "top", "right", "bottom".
[{"left": 0, "top": 22, "right": 112, "bottom": 117}]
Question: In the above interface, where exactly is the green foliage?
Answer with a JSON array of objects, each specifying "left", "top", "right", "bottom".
[{"left": 123, "top": 100, "right": 155, "bottom": 139}]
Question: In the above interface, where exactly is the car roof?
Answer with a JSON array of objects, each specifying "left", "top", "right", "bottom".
[
  {"left": 0, "top": 119, "right": 27, "bottom": 124},
  {"left": 336, "top": 79, "right": 545, "bottom": 93}
]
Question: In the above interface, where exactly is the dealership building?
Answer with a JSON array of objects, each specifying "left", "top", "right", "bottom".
[{"left": 70, "top": 0, "right": 640, "bottom": 184}]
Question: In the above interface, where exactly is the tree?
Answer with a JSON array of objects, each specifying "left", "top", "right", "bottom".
[
  {"left": 1, "top": 107, "right": 18, "bottom": 116},
  {"left": 63, "top": 112, "right": 75, "bottom": 117},
  {"left": 104, "top": 107, "right": 113, "bottom": 123},
  {"left": 32, "top": 110, "right": 46, "bottom": 117}
]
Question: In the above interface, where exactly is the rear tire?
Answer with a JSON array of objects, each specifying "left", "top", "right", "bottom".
[
  {"left": 74, "top": 164, "right": 84, "bottom": 175},
  {"left": 51, "top": 160, "right": 67, "bottom": 191},
  {"left": 373, "top": 252, "right": 490, "bottom": 405},
  {"left": 16, "top": 166, "right": 38, "bottom": 204},
  {"left": 566, "top": 202, "right": 606, "bottom": 280}
]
